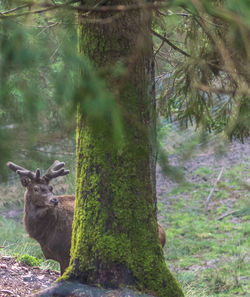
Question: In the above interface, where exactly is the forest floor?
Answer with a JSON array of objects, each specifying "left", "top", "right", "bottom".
[
  {"left": 0, "top": 256, "right": 58, "bottom": 297},
  {"left": 157, "top": 134, "right": 250, "bottom": 296},
  {"left": 0, "top": 133, "right": 249, "bottom": 296}
]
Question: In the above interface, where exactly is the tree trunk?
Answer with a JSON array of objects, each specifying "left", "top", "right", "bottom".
[{"left": 63, "top": 1, "right": 184, "bottom": 296}]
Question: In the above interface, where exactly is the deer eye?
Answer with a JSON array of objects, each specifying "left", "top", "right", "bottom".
[
  {"left": 49, "top": 186, "right": 53, "bottom": 192},
  {"left": 34, "top": 186, "right": 39, "bottom": 192}
]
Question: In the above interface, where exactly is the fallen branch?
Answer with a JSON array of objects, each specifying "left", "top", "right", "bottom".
[
  {"left": 217, "top": 210, "right": 236, "bottom": 221},
  {"left": 205, "top": 167, "right": 224, "bottom": 208},
  {"left": 218, "top": 207, "right": 250, "bottom": 220},
  {"left": 0, "top": 290, "right": 14, "bottom": 295}
]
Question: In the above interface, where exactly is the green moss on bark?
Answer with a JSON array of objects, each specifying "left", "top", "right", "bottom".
[{"left": 62, "top": 1, "right": 184, "bottom": 296}]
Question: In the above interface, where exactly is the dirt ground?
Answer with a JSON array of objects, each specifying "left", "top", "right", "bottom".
[
  {"left": 0, "top": 137, "right": 249, "bottom": 296},
  {"left": 0, "top": 256, "right": 59, "bottom": 297}
]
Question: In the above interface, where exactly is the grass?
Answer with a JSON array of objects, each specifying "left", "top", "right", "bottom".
[
  {"left": 17, "top": 254, "right": 43, "bottom": 266},
  {"left": 159, "top": 163, "right": 250, "bottom": 296},
  {"left": 0, "top": 211, "right": 60, "bottom": 271}
]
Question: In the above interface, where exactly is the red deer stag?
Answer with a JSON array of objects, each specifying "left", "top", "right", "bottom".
[
  {"left": 7, "top": 160, "right": 166, "bottom": 275},
  {"left": 7, "top": 160, "right": 74, "bottom": 274}
]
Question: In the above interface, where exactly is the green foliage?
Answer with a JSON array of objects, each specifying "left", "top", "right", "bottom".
[
  {"left": 155, "top": 0, "right": 250, "bottom": 141},
  {"left": 194, "top": 167, "right": 213, "bottom": 176},
  {"left": 17, "top": 254, "right": 42, "bottom": 267},
  {"left": 0, "top": 215, "right": 60, "bottom": 271},
  {"left": 0, "top": 0, "right": 248, "bottom": 181},
  {"left": 0, "top": 1, "right": 124, "bottom": 180}
]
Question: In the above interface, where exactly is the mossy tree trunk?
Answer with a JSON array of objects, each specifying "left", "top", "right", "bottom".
[{"left": 63, "top": 1, "right": 184, "bottom": 296}]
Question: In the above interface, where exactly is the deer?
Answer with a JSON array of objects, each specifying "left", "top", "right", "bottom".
[
  {"left": 7, "top": 160, "right": 166, "bottom": 275},
  {"left": 7, "top": 160, "right": 74, "bottom": 274}
]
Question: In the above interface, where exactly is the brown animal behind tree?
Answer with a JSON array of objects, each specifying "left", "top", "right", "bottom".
[{"left": 7, "top": 160, "right": 166, "bottom": 274}]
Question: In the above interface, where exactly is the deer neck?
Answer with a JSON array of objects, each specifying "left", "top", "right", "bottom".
[{"left": 24, "top": 194, "right": 58, "bottom": 242}]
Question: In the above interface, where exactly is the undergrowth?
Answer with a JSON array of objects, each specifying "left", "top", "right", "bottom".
[
  {"left": 159, "top": 161, "right": 249, "bottom": 296},
  {"left": 0, "top": 211, "right": 60, "bottom": 271}
]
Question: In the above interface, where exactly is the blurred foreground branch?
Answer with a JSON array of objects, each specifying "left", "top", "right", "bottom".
[{"left": 0, "top": 1, "right": 169, "bottom": 18}]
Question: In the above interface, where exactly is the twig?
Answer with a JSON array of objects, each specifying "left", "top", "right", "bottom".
[
  {"left": 205, "top": 167, "right": 224, "bottom": 208},
  {"left": 50, "top": 45, "right": 61, "bottom": 61},
  {"left": 0, "top": 290, "right": 14, "bottom": 295},
  {"left": 0, "top": 0, "right": 80, "bottom": 18},
  {"left": 194, "top": 83, "right": 235, "bottom": 96},
  {"left": 217, "top": 210, "right": 236, "bottom": 221},
  {"left": 154, "top": 33, "right": 166, "bottom": 57},
  {"left": 0, "top": 1, "right": 169, "bottom": 18},
  {"left": 217, "top": 207, "right": 250, "bottom": 220},
  {"left": 151, "top": 29, "right": 191, "bottom": 57},
  {"left": 0, "top": 4, "right": 29, "bottom": 15},
  {"left": 20, "top": 22, "right": 61, "bottom": 28},
  {"left": 37, "top": 22, "right": 60, "bottom": 36}
]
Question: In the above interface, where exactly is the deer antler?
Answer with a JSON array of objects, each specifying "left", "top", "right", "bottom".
[
  {"left": 42, "top": 160, "right": 70, "bottom": 183},
  {"left": 7, "top": 160, "right": 69, "bottom": 183},
  {"left": 6, "top": 162, "right": 41, "bottom": 181},
  {"left": 7, "top": 162, "right": 26, "bottom": 173}
]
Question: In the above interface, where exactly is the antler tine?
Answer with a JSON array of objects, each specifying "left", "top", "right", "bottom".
[
  {"left": 6, "top": 161, "right": 27, "bottom": 173},
  {"left": 35, "top": 168, "right": 41, "bottom": 179},
  {"left": 42, "top": 160, "right": 70, "bottom": 183},
  {"left": 16, "top": 169, "right": 36, "bottom": 180}
]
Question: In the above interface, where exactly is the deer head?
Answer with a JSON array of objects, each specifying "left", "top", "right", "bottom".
[{"left": 7, "top": 160, "right": 70, "bottom": 207}]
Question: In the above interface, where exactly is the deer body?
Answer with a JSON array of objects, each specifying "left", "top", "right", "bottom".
[
  {"left": 24, "top": 190, "right": 74, "bottom": 274},
  {"left": 7, "top": 161, "right": 166, "bottom": 275}
]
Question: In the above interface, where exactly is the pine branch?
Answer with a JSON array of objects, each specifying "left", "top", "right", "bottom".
[{"left": 151, "top": 29, "right": 191, "bottom": 57}]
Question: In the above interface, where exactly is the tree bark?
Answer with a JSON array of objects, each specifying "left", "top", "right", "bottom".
[{"left": 62, "top": 1, "right": 184, "bottom": 296}]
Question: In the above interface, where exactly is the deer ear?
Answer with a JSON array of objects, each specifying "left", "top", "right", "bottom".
[{"left": 20, "top": 177, "right": 30, "bottom": 187}]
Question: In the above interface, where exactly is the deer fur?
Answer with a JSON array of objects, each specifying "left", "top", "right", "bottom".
[
  {"left": 24, "top": 183, "right": 74, "bottom": 274},
  {"left": 7, "top": 161, "right": 166, "bottom": 275}
]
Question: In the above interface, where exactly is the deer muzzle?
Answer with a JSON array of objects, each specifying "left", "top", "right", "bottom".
[{"left": 50, "top": 197, "right": 59, "bottom": 206}]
